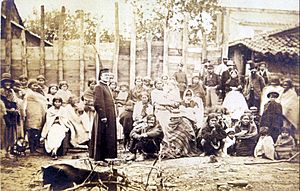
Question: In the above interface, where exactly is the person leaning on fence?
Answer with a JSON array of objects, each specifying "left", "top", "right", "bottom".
[{"left": 126, "top": 114, "right": 163, "bottom": 162}]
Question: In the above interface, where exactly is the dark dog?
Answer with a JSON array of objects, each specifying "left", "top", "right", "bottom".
[
  {"left": 11, "top": 138, "right": 28, "bottom": 157},
  {"left": 42, "top": 164, "right": 120, "bottom": 191}
]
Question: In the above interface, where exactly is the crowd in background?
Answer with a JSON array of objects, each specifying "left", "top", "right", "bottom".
[{"left": 0, "top": 57, "right": 299, "bottom": 162}]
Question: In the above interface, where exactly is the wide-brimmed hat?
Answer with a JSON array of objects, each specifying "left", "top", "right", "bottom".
[
  {"left": 267, "top": 91, "right": 280, "bottom": 98},
  {"left": 1, "top": 73, "right": 15, "bottom": 87}
]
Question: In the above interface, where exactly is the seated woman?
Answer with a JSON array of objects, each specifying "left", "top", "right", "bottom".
[
  {"left": 254, "top": 126, "right": 275, "bottom": 160},
  {"left": 41, "top": 97, "right": 71, "bottom": 159},
  {"left": 160, "top": 109, "right": 198, "bottom": 159},
  {"left": 64, "top": 95, "right": 90, "bottom": 148},
  {"left": 274, "top": 127, "right": 296, "bottom": 159},
  {"left": 179, "top": 89, "right": 203, "bottom": 131},
  {"left": 132, "top": 91, "right": 154, "bottom": 124},
  {"left": 234, "top": 114, "right": 258, "bottom": 156},
  {"left": 126, "top": 114, "right": 163, "bottom": 161},
  {"left": 199, "top": 113, "right": 227, "bottom": 156}
]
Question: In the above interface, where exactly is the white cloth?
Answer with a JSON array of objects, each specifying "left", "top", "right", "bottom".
[
  {"left": 222, "top": 90, "right": 248, "bottom": 120},
  {"left": 254, "top": 135, "right": 275, "bottom": 160}
]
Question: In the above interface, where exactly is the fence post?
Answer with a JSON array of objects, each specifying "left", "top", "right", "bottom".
[
  {"left": 21, "top": 29, "right": 28, "bottom": 76},
  {"left": 113, "top": 0, "right": 119, "bottom": 81},
  {"left": 129, "top": 7, "right": 136, "bottom": 89},
  {"left": 58, "top": 6, "right": 65, "bottom": 82},
  {"left": 79, "top": 10, "right": 85, "bottom": 96},
  {"left": 146, "top": 33, "right": 152, "bottom": 78},
  {"left": 5, "top": 0, "right": 13, "bottom": 74},
  {"left": 40, "top": 5, "right": 45, "bottom": 76}
]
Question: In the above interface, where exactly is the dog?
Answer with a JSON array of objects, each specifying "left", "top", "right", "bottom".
[{"left": 11, "top": 138, "right": 29, "bottom": 158}]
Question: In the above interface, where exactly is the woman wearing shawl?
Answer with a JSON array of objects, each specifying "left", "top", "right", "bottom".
[
  {"left": 41, "top": 97, "right": 71, "bottom": 159},
  {"left": 222, "top": 67, "right": 248, "bottom": 121},
  {"left": 254, "top": 126, "right": 275, "bottom": 160},
  {"left": 160, "top": 109, "right": 197, "bottom": 159},
  {"left": 234, "top": 114, "right": 258, "bottom": 156}
]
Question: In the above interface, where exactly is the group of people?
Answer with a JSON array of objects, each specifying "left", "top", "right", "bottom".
[{"left": 0, "top": 57, "right": 298, "bottom": 162}]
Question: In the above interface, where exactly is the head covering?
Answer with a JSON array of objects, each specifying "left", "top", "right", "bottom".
[
  {"left": 37, "top": 75, "right": 45, "bottom": 80},
  {"left": 267, "top": 91, "right": 280, "bottom": 98},
  {"left": 27, "top": 79, "right": 38, "bottom": 88},
  {"left": 18, "top": 74, "right": 28, "bottom": 81},
  {"left": 1, "top": 73, "right": 15, "bottom": 87},
  {"left": 98, "top": 68, "right": 110, "bottom": 80},
  {"left": 249, "top": 62, "right": 257, "bottom": 71},
  {"left": 59, "top": 81, "right": 68, "bottom": 88},
  {"left": 207, "top": 64, "right": 214, "bottom": 69},
  {"left": 227, "top": 60, "right": 234, "bottom": 66},
  {"left": 170, "top": 109, "right": 182, "bottom": 118},
  {"left": 225, "top": 128, "right": 235, "bottom": 134}
]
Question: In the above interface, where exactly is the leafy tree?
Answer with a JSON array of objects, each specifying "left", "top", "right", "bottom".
[{"left": 24, "top": 9, "right": 99, "bottom": 44}]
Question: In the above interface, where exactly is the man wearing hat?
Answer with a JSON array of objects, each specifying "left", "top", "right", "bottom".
[
  {"left": 36, "top": 75, "right": 48, "bottom": 96},
  {"left": 260, "top": 90, "right": 283, "bottom": 142},
  {"left": 1, "top": 73, "right": 20, "bottom": 157},
  {"left": 203, "top": 64, "right": 219, "bottom": 108},
  {"left": 243, "top": 63, "right": 265, "bottom": 111},
  {"left": 89, "top": 68, "right": 117, "bottom": 161},
  {"left": 219, "top": 60, "right": 235, "bottom": 101},
  {"left": 214, "top": 57, "right": 228, "bottom": 77},
  {"left": 173, "top": 63, "right": 187, "bottom": 99}
]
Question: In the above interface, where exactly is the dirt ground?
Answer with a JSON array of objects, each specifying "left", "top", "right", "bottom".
[{"left": 0, "top": 147, "right": 299, "bottom": 191}]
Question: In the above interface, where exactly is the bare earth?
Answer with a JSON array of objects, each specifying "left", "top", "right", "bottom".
[{"left": 0, "top": 148, "right": 299, "bottom": 191}]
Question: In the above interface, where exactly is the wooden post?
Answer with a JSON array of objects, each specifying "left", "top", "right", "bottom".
[
  {"left": 113, "top": 0, "right": 119, "bottom": 81},
  {"left": 95, "top": 25, "right": 101, "bottom": 81},
  {"left": 182, "top": 13, "right": 188, "bottom": 72},
  {"left": 5, "top": 0, "right": 13, "bottom": 74},
  {"left": 129, "top": 7, "right": 136, "bottom": 89},
  {"left": 20, "top": 29, "right": 28, "bottom": 76},
  {"left": 40, "top": 5, "right": 45, "bottom": 76},
  {"left": 79, "top": 11, "right": 85, "bottom": 96},
  {"left": 146, "top": 33, "right": 152, "bottom": 77},
  {"left": 201, "top": 29, "right": 207, "bottom": 61},
  {"left": 163, "top": 2, "right": 169, "bottom": 76},
  {"left": 58, "top": 6, "right": 65, "bottom": 82}
]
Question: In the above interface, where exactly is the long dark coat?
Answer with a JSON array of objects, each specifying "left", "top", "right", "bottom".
[
  {"left": 89, "top": 82, "right": 117, "bottom": 161},
  {"left": 260, "top": 101, "right": 283, "bottom": 142}
]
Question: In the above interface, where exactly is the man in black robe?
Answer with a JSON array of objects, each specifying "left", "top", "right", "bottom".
[{"left": 89, "top": 68, "right": 117, "bottom": 161}]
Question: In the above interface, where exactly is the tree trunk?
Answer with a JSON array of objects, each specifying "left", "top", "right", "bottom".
[
  {"left": 163, "top": 21, "right": 169, "bottom": 75},
  {"left": 5, "top": 0, "right": 13, "bottom": 74},
  {"left": 58, "top": 6, "right": 65, "bottom": 82},
  {"left": 113, "top": 0, "right": 119, "bottom": 81},
  {"left": 79, "top": 11, "right": 85, "bottom": 97},
  {"left": 129, "top": 7, "right": 136, "bottom": 89},
  {"left": 39, "top": 5, "right": 45, "bottom": 76},
  {"left": 202, "top": 30, "right": 207, "bottom": 61}
]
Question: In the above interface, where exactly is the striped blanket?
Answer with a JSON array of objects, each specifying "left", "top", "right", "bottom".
[{"left": 160, "top": 118, "right": 198, "bottom": 159}]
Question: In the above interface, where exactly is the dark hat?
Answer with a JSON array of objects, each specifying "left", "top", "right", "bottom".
[
  {"left": 98, "top": 68, "right": 110, "bottom": 80},
  {"left": 207, "top": 64, "right": 214, "bottom": 69},
  {"left": 249, "top": 62, "right": 257, "bottom": 71},
  {"left": 1, "top": 73, "right": 15, "bottom": 87},
  {"left": 267, "top": 91, "right": 279, "bottom": 98},
  {"left": 37, "top": 75, "right": 45, "bottom": 80}
]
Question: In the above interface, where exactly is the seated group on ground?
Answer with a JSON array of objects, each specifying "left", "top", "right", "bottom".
[{"left": 1, "top": 58, "right": 299, "bottom": 162}]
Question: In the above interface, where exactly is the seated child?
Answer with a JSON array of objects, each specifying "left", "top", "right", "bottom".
[
  {"left": 274, "top": 128, "right": 296, "bottom": 159},
  {"left": 254, "top": 126, "right": 275, "bottom": 160},
  {"left": 223, "top": 128, "right": 236, "bottom": 156}
]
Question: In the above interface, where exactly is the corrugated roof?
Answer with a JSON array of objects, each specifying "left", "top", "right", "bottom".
[{"left": 229, "top": 26, "right": 299, "bottom": 56}]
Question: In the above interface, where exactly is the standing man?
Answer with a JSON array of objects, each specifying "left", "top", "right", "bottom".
[
  {"left": 243, "top": 64, "right": 265, "bottom": 111},
  {"left": 214, "top": 57, "right": 228, "bottom": 77},
  {"left": 89, "top": 68, "right": 117, "bottom": 161},
  {"left": 173, "top": 63, "right": 187, "bottom": 99}
]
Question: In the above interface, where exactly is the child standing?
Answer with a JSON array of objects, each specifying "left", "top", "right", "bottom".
[{"left": 223, "top": 128, "right": 236, "bottom": 156}]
